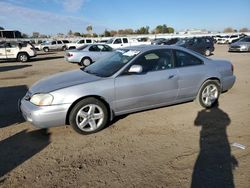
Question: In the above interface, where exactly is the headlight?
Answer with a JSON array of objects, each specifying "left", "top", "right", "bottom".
[
  {"left": 30, "top": 93, "right": 53, "bottom": 106},
  {"left": 240, "top": 45, "right": 247, "bottom": 49}
]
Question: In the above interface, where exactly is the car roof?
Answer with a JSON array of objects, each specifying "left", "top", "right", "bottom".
[{"left": 121, "top": 44, "right": 187, "bottom": 53}]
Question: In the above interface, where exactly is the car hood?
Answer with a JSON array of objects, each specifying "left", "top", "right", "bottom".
[
  {"left": 231, "top": 41, "right": 250, "bottom": 46},
  {"left": 29, "top": 69, "right": 101, "bottom": 93}
]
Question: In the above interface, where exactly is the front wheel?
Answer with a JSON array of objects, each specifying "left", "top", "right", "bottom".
[
  {"left": 69, "top": 98, "right": 108, "bottom": 134},
  {"left": 197, "top": 80, "right": 220, "bottom": 108},
  {"left": 204, "top": 49, "right": 211, "bottom": 56}
]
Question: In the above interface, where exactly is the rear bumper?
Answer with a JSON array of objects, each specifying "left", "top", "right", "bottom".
[
  {"left": 222, "top": 75, "right": 236, "bottom": 92},
  {"left": 19, "top": 98, "right": 71, "bottom": 128},
  {"left": 64, "top": 57, "right": 79, "bottom": 63}
]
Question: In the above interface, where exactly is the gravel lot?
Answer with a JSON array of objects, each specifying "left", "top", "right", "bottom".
[{"left": 0, "top": 45, "right": 249, "bottom": 188}]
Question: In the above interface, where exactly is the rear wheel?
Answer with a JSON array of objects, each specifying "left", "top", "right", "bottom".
[
  {"left": 80, "top": 57, "right": 92, "bottom": 67},
  {"left": 43, "top": 47, "right": 49, "bottom": 52},
  {"left": 197, "top": 80, "right": 220, "bottom": 108},
  {"left": 17, "top": 53, "right": 29, "bottom": 62},
  {"left": 69, "top": 98, "right": 108, "bottom": 134}
]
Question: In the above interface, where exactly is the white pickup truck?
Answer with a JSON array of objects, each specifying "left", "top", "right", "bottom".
[
  {"left": 66, "top": 38, "right": 96, "bottom": 49},
  {"left": 0, "top": 41, "right": 36, "bottom": 62},
  {"left": 106, "top": 37, "right": 141, "bottom": 48}
]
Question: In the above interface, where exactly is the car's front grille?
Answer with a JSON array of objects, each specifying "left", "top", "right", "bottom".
[{"left": 230, "top": 46, "right": 241, "bottom": 49}]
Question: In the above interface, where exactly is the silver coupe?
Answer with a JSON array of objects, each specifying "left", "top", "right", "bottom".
[{"left": 20, "top": 45, "right": 236, "bottom": 134}]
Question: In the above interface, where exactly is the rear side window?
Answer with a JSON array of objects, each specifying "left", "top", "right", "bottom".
[
  {"left": 51, "top": 41, "right": 56, "bottom": 45},
  {"left": 57, "top": 41, "right": 62, "bottom": 44},
  {"left": 86, "top": 39, "right": 92, "bottom": 43},
  {"left": 175, "top": 50, "right": 203, "bottom": 67},
  {"left": 102, "top": 45, "right": 113, "bottom": 52},
  {"left": 123, "top": 38, "right": 128, "bottom": 43}
]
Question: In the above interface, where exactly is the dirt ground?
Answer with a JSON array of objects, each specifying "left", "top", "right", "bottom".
[{"left": 0, "top": 45, "right": 249, "bottom": 188}]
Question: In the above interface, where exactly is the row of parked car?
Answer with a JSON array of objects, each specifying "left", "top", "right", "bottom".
[
  {"left": 64, "top": 36, "right": 215, "bottom": 67},
  {"left": 1, "top": 34, "right": 249, "bottom": 63}
]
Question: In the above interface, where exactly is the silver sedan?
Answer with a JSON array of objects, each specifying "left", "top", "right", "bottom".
[
  {"left": 65, "top": 44, "right": 113, "bottom": 66},
  {"left": 20, "top": 45, "right": 236, "bottom": 134},
  {"left": 229, "top": 36, "right": 250, "bottom": 52}
]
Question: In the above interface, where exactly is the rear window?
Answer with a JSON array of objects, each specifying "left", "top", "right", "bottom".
[{"left": 76, "top": 45, "right": 88, "bottom": 50}]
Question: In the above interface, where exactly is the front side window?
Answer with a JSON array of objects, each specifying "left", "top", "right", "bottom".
[
  {"left": 130, "top": 49, "right": 174, "bottom": 72},
  {"left": 78, "top": 40, "right": 85, "bottom": 44},
  {"left": 57, "top": 41, "right": 62, "bottom": 44},
  {"left": 114, "top": 39, "right": 122, "bottom": 44},
  {"left": 89, "top": 45, "right": 101, "bottom": 52},
  {"left": 175, "top": 50, "right": 203, "bottom": 67},
  {"left": 51, "top": 41, "right": 56, "bottom": 45}
]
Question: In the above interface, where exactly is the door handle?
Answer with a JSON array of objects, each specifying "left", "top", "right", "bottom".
[{"left": 168, "top": 75, "right": 175, "bottom": 79}]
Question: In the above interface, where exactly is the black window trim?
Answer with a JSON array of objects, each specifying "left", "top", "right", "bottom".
[{"left": 173, "top": 49, "right": 204, "bottom": 68}]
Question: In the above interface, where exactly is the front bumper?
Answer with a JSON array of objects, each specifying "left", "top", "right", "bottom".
[
  {"left": 19, "top": 98, "right": 71, "bottom": 128},
  {"left": 229, "top": 47, "right": 249, "bottom": 52}
]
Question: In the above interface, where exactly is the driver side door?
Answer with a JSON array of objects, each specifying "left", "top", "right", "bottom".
[{"left": 114, "top": 49, "right": 179, "bottom": 114}]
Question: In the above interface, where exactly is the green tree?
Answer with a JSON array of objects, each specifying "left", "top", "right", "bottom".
[
  {"left": 0, "top": 26, "right": 4, "bottom": 30},
  {"left": 92, "top": 33, "right": 98, "bottom": 37},
  {"left": 167, "top": 27, "right": 174, "bottom": 33},
  {"left": 162, "top": 24, "right": 168, "bottom": 33},
  {"left": 239, "top": 28, "right": 249, "bottom": 32},
  {"left": 86, "top": 25, "right": 93, "bottom": 34},
  {"left": 73, "top": 32, "right": 81, "bottom": 37},
  {"left": 68, "top": 30, "right": 73, "bottom": 36},
  {"left": 104, "top": 29, "right": 111, "bottom": 37},
  {"left": 223, "top": 27, "right": 234, "bottom": 33},
  {"left": 22, "top": 33, "right": 29, "bottom": 38}
]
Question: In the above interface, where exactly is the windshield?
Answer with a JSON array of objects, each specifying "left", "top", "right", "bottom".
[
  {"left": 176, "top": 38, "right": 189, "bottom": 45},
  {"left": 239, "top": 37, "right": 250, "bottom": 42},
  {"left": 106, "top": 38, "right": 114, "bottom": 44},
  {"left": 82, "top": 49, "right": 140, "bottom": 77}
]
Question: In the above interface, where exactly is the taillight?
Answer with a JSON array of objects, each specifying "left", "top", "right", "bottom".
[{"left": 67, "top": 53, "right": 73, "bottom": 57}]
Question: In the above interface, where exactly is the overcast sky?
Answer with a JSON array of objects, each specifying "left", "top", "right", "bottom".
[{"left": 0, "top": 0, "right": 250, "bottom": 35}]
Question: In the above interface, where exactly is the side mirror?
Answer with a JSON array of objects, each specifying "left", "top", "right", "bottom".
[{"left": 128, "top": 65, "right": 143, "bottom": 74}]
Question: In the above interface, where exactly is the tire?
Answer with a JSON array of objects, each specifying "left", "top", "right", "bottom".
[
  {"left": 43, "top": 47, "right": 49, "bottom": 52},
  {"left": 69, "top": 97, "right": 108, "bottom": 134},
  {"left": 62, "top": 46, "right": 67, "bottom": 51},
  {"left": 204, "top": 49, "right": 211, "bottom": 56},
  {"left": 197, "top": 80, "right": 220, "bottom": 108},
  {"left": 17, "top": 53, "right": 29, "bottom": 62},
  {"left": 80, "top": 57, "right": 92, "bottom": 67}
]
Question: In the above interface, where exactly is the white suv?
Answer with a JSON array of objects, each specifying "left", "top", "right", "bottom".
[
  {"left": 39, "top": 40, "right": 66, "bottom": 52},
  {"left": 0, "top": 41, "right": 36, "bottom": 62}
]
